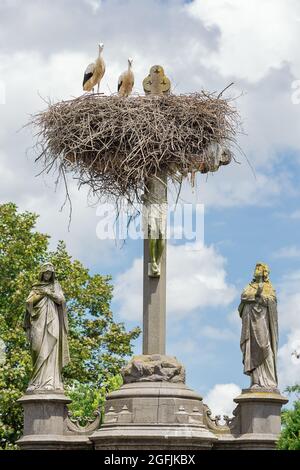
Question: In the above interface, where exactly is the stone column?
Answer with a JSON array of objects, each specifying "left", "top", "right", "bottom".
[
  {"left": 143, "top": 239, "right": 166, "bottom": 355},
  {"left": 143, "top": 175, "right": 167, "bottom": 355}
]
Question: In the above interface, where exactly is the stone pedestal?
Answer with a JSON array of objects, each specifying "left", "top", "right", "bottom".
[
  {"left": 16, "top": 392, "right": 93, "bottom": 450},
  {"left": 90, "top": 380, "right": 217, "bottom": 450},
  {"left": 215, "top": 389, "right": 288, "bottom": 450}
]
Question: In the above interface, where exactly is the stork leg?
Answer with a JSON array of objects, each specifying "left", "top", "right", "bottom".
[{"left": 97, "top": 82, "right": 100, "bottom": 94}]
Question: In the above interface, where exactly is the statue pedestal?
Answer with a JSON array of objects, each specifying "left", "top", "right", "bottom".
[
  {"left": 16, "top": 392, "right": 93, "bottom": 450},
  {"left": 90, "top": 375, "right": 217, "bottom": 450},
  {"left": 216, "top": 389, "right": 288, "bottom": 450}
]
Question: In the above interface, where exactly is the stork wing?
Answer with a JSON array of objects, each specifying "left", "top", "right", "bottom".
[
  {"left": 83, "top": 62, "right": 95, "bottom": 87},
  {"left": 118, "top": 73, "right": 123, "bottom": 92}
]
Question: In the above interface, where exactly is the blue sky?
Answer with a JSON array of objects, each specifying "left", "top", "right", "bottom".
[{"left": 1, "top": 0, "right": 300, "bottom": 417}]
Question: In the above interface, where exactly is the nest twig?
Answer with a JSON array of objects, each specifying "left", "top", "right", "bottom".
[{"left": 29, "top": 92, "right": 240, "bottom": 208}]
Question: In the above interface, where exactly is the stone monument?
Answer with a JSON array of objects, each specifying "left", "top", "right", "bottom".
[
  {"left": 17, "top": 263, "right": 98, "bottom": 450},
  {"left": 90, "top": 67, "right": 218, "bottom": 450},
  {"left": 216, "top": 262, "right": 287, "bottom": 449},
  {"left": 24, "top": 262, "right": 70, "bottom": 393},
  {"left": 16, "top": 72, "right": 287, "bottom": 450}
]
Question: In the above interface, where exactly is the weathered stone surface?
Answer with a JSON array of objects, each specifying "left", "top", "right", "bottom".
[
  {"left": 121, "top": 354, "right": 185, "bottom": 384},
  {"left": 24, "top": 262, "right": 70, "bottom": 393},
  {"left": 16, "top": 435, "right": 92, "bottom": 451},
  {"left": 211, "top": 389, "right": 288, "bottom": 450},
  {"left": 90, "top": 382, "right": 217, "bottom": 450},
  {"left": 233, "top": 389, "right": 288, "bottom": 436},
  {"left": 17, "top": 392, "right": 97, "bottom": 450},
  {"left": 238, "top": 263, "right": 278, "bottom": 390}
]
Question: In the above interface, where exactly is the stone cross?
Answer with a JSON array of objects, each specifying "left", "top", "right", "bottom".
[
  {"left": 142, "top": 175, "right": 167, "bottom": 355},
  {"left": 142, "top": 66, "right": 170, "bottom": 355}
]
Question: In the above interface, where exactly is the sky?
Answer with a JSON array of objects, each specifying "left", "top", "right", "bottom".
[{"left": 1, "top": 0, "right": 300, "bottom": 418}]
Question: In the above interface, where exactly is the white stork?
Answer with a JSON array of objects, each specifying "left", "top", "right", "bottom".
[
  {"left": 83, "top": 43, "right": 105, "bottom": 93},
  {"left": 118, "top": 58, "right": 134, "bottom": 97}
]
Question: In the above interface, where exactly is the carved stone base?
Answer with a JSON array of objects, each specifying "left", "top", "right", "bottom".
[
  {"left": 213, "top": 389, "right": 288, "bottom": 450},
  {"left": 90, "top": 382, "right": 217, "bottom": 450},
  {"left": 16, "top": 392, "right": 97, "bottom": 450},
  {"left": 122, "top": 354, "right": 185, "bottom": 384}
]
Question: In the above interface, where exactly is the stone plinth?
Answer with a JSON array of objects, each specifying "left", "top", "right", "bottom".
[
  {"left": 16, "top": 392, "right": 93, "bottom": 450},
  {"left": 90, "top": 382, "right": 217, "bottom": 450},
  {"left": 214, "top": 389, "right": 288, "bottom": 450}
]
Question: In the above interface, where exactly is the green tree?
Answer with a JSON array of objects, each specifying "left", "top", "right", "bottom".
[
  {"left": 278, "top": 385, "right": 300, "bottom": 450},
  {"left": 0, "top": 203, "right": 140, "bottom": 449}
]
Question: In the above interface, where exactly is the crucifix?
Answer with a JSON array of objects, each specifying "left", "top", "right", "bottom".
[{"left": 142, "top": 65, "right": 171, "bottom": 355}]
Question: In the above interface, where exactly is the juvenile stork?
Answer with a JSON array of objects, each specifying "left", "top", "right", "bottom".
[
  {"left": 83, "top": 43, "right": 105, "bottom": 93},
  {"left": 118, "top": 58, "right": 134, "bottom": 97}
]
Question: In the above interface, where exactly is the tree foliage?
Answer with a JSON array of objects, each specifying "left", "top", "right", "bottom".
[
  {"left": 278, "top": 385, "right": 300, "bottom": 450},
  {"left": 0, "top": 203, "right": 140, "bottom": 448}
]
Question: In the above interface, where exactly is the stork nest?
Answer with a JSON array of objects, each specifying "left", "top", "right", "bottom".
[{"left": 30, "top": 92, "right": 240, "bottom": 206}]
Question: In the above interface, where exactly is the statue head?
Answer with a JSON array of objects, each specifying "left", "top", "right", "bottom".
[
  {"left": 143, "top": 65, "right": 171, "bottom": 95},
  {"left": 219, "top": 147, "right": 233, "bottom": 166},
  {"left": 39, "top": 262, "right": 55, "bottom": 283},
  {"left": 150, "top": 65, "right": 165, "bottom": 76},
  {"left": 253, "top": 262, "right": 270, "bottom": 282}
]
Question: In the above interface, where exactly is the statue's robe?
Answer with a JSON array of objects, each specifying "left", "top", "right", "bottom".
[
  {"left": 238, "top": 281, "right": 278, "bottom": 389},
  {"left": 24, "top": 279, "right": 70, "bottom": 391}
]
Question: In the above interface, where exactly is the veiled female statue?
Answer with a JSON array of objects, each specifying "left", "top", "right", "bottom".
[
  {"left": 24, "top": 262, "right": 70, "bottom": 392},
  {"left": 238, "top": 262, "right": 278, "bottom": 390}
]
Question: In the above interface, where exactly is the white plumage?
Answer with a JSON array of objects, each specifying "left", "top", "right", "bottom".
[
  {"left": 118, "top": 58, "right": 134, "bottom": 97},
  {"left": 83, "top": 43, "right": 105, "bottom": 93}
]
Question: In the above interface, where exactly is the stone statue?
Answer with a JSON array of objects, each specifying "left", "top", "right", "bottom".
[
  {"left": 238, "top": 262, "right": 278, "bottom": 390},
  {"left": 198, "top": 142, "right": 232, "bottom": 174},
  {"left": 143, "top": 65, "right": 171, "bottom": 95},
  {"left": 24, "top": 262, "right": 70, "bottom": 392},
  {"left": 142, "top": 177, "right": 167, "bottom": 277}
]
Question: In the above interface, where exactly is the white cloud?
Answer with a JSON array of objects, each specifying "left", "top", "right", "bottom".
[
  {"left": 113, "top": 257, "right": 143, "bottom": 321},
  {"left": 227, "top": 308, "right": 241, "bottom": 332},
  {"left": 187, "top": 0, "right": 300, "bottom": 82},
  {"left": 275, "top": 270, "right": 300, "bottom": 388},
  {"left": 84, "top": 0, "right": 101, "bottom": 13},
  {"left": 204, "top": 383, "right": 241, "bottom": 418},
  {"left": 0, "top": 147, "right": 119, "bottom": 268},
  {"left": 193, "top": 167, "right": 285, "bottom": 208},
  {"left": 290, "top": 210, "right": 300, "bottom": 220},
  {"left": 0, "top": 0, "right": 299, "bottom": 223},
  {"left": 278, "top": 329, "right": 300, "bottom": 389},
  {"left": 278, "top": 270, "right": 300, "bottom": 332},
  {"left": 114, "top": 241, "right": 236, "bottom": 321},
  {"left": 201, "top": 325, "right": 236, "bottom": 341},
  {"left": 273, "top": 245, "right": 300, "bottom": 259}
]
